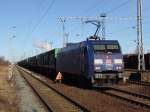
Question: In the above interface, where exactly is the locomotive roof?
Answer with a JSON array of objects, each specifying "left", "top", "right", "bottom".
[
  {"left": 60, "top": 40, "right": 120, "bottom": 53},
  {"left": 67, "top": 40, "right": 119, "bottom": 46},
  {"left": 86, "top": 39, "right": 119, "bottom": 44}
]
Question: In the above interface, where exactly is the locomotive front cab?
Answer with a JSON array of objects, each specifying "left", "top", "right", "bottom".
[{"left": 91, "top": 40, "right": 124, "bottom": 86}]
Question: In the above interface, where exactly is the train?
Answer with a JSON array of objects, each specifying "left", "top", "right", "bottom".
[
  {"left": 123, "top": 53, "right": 150, "bottom": 70},
  {"left": 18, "top": 37, "right": 124, "bottom": 87}
]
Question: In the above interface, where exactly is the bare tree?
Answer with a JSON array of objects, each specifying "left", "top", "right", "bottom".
[{"left": 0, "top": 56, "right": 9, "bottom": 65}]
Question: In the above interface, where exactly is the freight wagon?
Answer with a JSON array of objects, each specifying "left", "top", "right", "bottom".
[
  {"left": 18, "top": 48, "right": 60, "bottom": 79},
  {"left": 123, "top": 53, "right": 150, "bottom": 70}
]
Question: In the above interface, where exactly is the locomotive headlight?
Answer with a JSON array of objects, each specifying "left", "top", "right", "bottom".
[
  {"left": 114, "top": 59, "right": 123, "bottom": 64},
  {"left": 94, "top": 59, "right": 103, "bottom": 64},
  {"left": 116, "top": 66, "right": 122, "bottom": 70},
  {"left": 95, "top": 67, "right": 101, "bottom": 70}
]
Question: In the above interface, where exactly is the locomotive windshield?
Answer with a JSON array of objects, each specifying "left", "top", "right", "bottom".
[
  {"left": 93, "top": 45, "right": 105, "bottom": 52},
  {"left": 93, "top": 44, "right": 120, "bottom": 53}
]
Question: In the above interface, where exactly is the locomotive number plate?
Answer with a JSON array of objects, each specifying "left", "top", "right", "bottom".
[{"left": 106, "top": 59, "right": 112, "bottom": 64}]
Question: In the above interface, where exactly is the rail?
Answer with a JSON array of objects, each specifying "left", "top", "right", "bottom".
[
  {"left": 100, "top": 87, "right": 150, "bottom": 108},
  {"left": 127, "top": 80, "right": 150, "bottom": 87},
  {"left": 124, "top": 69, "right": 150, "bottom": 72},
  {"left": 16, "top": 65, "right": 90, "bottom": 112}
]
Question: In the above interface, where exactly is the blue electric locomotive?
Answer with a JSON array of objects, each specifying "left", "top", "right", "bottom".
[{"left": 56, "top": 37, "right": 124, "bottom": 87}]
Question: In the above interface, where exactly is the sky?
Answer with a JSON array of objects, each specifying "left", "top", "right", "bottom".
[{"left": 0, "top": 0, "right": 150, "bottom": 61}]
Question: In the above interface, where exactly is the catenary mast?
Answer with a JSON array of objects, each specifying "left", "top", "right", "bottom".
[{"left": 137, "top": 0, "right": 145, "bottom": 71}]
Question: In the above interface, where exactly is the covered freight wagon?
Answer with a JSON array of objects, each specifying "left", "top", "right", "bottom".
[
  {"left": 35, "top": 48, "right": 60, "bottom": 79},
  {"left": 123, "top": 53, "right": 150, "bottom": 70},
  {"left": 18, "top": 48, "right": 60, "bottom": 79}
]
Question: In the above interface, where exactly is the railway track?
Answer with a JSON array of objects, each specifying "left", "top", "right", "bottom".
[
  {"left": 101, "top": 87, "right": 150, "bottom": 108},
  {"left": 16, "top": 66, "right": 90, "bottom": 112},
  {"left": 125, "top": 69, "right": 150, "bottom": 72},
  {"left": 127, "top": 80, "right": 150, "bottom": 87}
]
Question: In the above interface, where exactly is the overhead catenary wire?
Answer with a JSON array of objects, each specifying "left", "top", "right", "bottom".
[
  {"left": 23, "top": 0, "right": 47, "bottom": 45},
  {"left": 68, "top": 0, "right": 105, "bottom": 36},
  {"left": 61, "top": 0, "right": 134, "bottom": 40},
  {"left": 23, "top": 0, "right": 56, "bottom": 58},
  {"left": 80, "top": 0, "right": 106, "bottom": 15},
  {"left": 107, "top": 18, "right": 150, "bottom": 36},
  {"left": 27, "top": 0, "right": 45, "bottom": 27},
  {"left": 27, "top": 0, "right": 56, "bottom": 38},
  {"left": 105, "top": 0, "right": 131, "bottom": 14},
  {"left": 63, "top": 0, "right": 135, "bottom": 39},
  {"left": 60, "top": 15, "right": 138, "bottom": 41}
]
